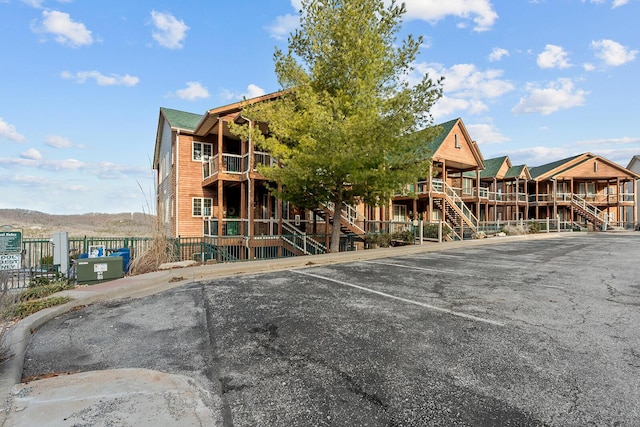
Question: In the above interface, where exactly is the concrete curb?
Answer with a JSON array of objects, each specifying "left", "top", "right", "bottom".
[{"left": 0, "top": 231, "right": 592, "bottom": 422}]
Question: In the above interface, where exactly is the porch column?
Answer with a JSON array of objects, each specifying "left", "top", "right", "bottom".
[
  {"left": 616, "top": 178, "right": 621, "bottom": 222},
  {"left": 535, "top": 181, "right": 540, "bottom": 219},
  {"left": 217, "top": 119, "right": 224, "bottom": 174},
  {"left": 515, "top": 178, "right": 519, "bottom": 221},
  {"left": 634, "top": 179, "right": 638, "bottom": 225},
  {"left": 493, "top": 178, "right": 497, "bottom": 221},
  {"left": 217, "top": 180, "right": 224, "bottom": 236},
  {"left": 240, "top": 181, "right": 246, "bottom": 237},
  {"left": 476, "top": 168, "right": 481, "bottom": 220}
]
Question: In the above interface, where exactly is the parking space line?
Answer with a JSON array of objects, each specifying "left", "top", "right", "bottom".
[
  {"left": 362, "top": 260, "right": 477, "bottom": 278},
  {"left": 291, "top": 269, "right": 505, "bottom": 327}
]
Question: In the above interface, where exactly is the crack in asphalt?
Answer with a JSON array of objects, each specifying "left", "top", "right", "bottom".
[{"left": 200, "top": 282, "right": 235, "bottom": 427}]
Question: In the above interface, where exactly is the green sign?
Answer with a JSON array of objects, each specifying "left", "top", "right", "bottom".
[{"left": 0, "top": 228, "right": 22, "bottom": 253}]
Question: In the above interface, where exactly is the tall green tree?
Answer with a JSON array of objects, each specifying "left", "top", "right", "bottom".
[{"left": 233, "top": 0, "right": 443, "bottom": 252}]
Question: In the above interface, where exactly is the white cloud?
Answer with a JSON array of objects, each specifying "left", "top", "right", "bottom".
[
  {"left": 509, "top": 145, "right": 575, "bottom": 167},
  {"left": 489, "top": 47, "right": 509, "bottom": 62},
  {"left": 402, "top": 0, "right": 498, "bottom": 32},
  {"left": 0, "top": 156, "right": 148, "bottom": 179},
  {"left": 537, "top": 44, "right": 572, "bottom": 69},
  {"left": 61, "top": 70, "right": 140, "bottom": 86},
  {"left": 612, "top": 0, "right": 631, "bottom": 6},
  {"left": 150, "top": 11, "right": 189, "bottom": 49},
  {"left": 45, "top": 135, "right": 74, "bottom": 148},
  {"left": 265, "top": 14, "right": 299, "bottom": 40},
  {"left": 590, "top": 39, "right": 637, "bottom": 66},
  {"left": 33, "top": 10, "right": 93, "bottom": 47},
  {"left": 421, "top": 62, "right": 514, "bottom": 98},
  {"left": 414, "top": 62, "right": 513, "bottom": 120},
  {"left": 576, "top": 136, "right": 640, "bottom": 146},
  {"left": 0, "top": 117, "right": 26, "bottom": 143},
  {"left": 243, "top": 84, "right": 266, "bottom": 99},
  {"left": 582, "top": 0, "right": 632, "bottom": 7},
  {"left": 20, "top": 148, "right": 42, "bottom": 160},
  {"left": 220, "top": 84, "right": 266, "bottom": 102},
  {"left": 174, "top": 81, "right": 210, "bottom": 101},
  {"left": 465, "top": 123, "right": 510, "bottom": 145},
  {"left": 512, "top": 78, "right": 588, "bottom": 115},
  {"left": 21, "top": 0, "right": 45, "bottom": 7}
]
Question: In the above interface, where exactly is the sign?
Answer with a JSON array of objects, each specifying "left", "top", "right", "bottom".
[
  {"left": 0, "top": 227, "right": 22, "bottom": 254},
  {"left": 0, "top": 253, "right": 21, "bottom": 270},
  {"left": 93, "top": 263, "right": 108, "bottom": 273}
]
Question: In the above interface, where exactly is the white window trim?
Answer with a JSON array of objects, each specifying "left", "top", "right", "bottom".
[
  {"left": 192, "top": 141, "right": 213, "bottom": 162},
  {"left": 192, "top": 197, "right": 213, "bottom": 217}
]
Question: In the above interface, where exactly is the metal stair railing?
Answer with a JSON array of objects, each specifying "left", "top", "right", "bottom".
[
  {"left": 432, "top": 199, "right": 463, "bottom": 241},
  {"left": 432, "top": 180, "right": 478, "bottom": 230},
  {"left": 325, "top": 202, "right": 366, "bottom": 235},
  {"left": 571, "top": 194, "right": 608, "bottom": 227},
  {"left": 282, "top": 220, "right": 327, "bottom": 255}
]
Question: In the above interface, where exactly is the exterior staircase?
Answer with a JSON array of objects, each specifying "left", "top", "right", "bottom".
[
  {"left": 282, "top": 220, "right": 327, "bottom": 255},
  {"left": 571, "top": 195, "right": 610, "bottom": 230},
  {"left": 431, "top": 180, "right": 478, "bottom": 239},
  {"left": 321, "top": 202, "right": 366, "bottom": 238}
]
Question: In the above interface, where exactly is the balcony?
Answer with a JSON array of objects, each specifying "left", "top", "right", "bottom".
[{"left": 203, "top": 151, "right": 276, "bottom": 181}]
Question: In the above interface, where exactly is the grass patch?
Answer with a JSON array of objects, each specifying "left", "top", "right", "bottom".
[
  {"left": 0, "top": 273, "right": 74, "bottom": 362},
  {"left": 8, "top": 296, "right": 71, "bottom": 319}
]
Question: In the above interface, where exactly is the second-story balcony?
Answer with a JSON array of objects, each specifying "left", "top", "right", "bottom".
[{"left": 203, "top": 151, "right": 276, "bottom": 181}]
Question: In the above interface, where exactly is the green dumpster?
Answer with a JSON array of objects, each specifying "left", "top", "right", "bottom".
[{"left": 76, "top": 256, "right": 123, "bottom": 284}]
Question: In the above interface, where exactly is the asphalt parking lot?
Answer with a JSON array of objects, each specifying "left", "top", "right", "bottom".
[{"left": 22, "top": 233, "right": 640, "bottom": 426}]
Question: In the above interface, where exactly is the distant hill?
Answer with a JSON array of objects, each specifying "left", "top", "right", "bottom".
[{"left": 0, "top": 209, "right": 156, "bottom": 238}]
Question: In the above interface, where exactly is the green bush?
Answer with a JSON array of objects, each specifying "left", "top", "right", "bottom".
[
  {"left": 391, "top": 229, "right": 414, "bottom": 245},
  {"left": 528, "top": 221, "right": 541, "bottom": 234},
  {"left": 364, "top": 232, "right": 392, "bottom": 248}
]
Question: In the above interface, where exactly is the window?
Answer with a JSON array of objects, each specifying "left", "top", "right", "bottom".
[
  {"left": 392, "top": 204, "right": 407, "bottom": 222},
  {"left": 193, "top": 142, "right": 213, "bottom": 161},
  {"left": 192, "top": 197, "right": 213, "bottom": 217},
  {"left": 587, "top": 182, "right": 595, "bottom": 196},
  {"left": 462, "top": 178, "right": 473, "bottom": 195}
]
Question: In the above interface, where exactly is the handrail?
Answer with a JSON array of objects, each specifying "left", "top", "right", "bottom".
[
  {"left": 325, "top": 202, "right": 366, "bottom": 234},
  {"left": 434, "top": 180, "right": 478, "bottom": 228},
  {"left": 282, "top": 220, "right": 326, "bottom": 255},
  {"left": 571, "top": 194, "right": 608, "bottom": 225}
]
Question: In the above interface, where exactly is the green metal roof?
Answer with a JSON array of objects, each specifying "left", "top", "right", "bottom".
[
  {"left": 529, "top": 154, "right": 583, "bottom": 179},
  {"left": 479, "top": 156, "right": 507, "bottom": 179},
  {"left": 160, "top": 107, "right": 202, "bottom": 132},
  {"left": 505, "top": 164, "right": 526, "bottom": 179}
]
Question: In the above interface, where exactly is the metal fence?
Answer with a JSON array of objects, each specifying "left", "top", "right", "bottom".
[{"left": 4, "top": 218, "right": 603, "bottom": 290}]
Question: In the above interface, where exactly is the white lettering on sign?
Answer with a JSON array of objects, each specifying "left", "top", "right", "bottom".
[
  {"left": 94, "top": 263, "right": 108, "bottom": 273},
  {"left": 0, "top": 254, "right": 21, "bottom": 270}
]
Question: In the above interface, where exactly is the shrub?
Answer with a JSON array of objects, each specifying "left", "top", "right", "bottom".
[
  {"left": 391, "top": 229, "right": 414, "bottom": 245},
  {"left": 528, "top": 221, "right": 541, "bottom": 234},
  {"left": 364, "top": 232, "right": 392, "bottom": 248}
]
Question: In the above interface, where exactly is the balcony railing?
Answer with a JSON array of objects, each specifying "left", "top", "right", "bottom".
[
  {"left": 203, "top": 153, "right": 250, "bottom": 180},
  {"left": 529, "top": 192, "right": 635, "bottom": 204},
  {"left": 254, "top": 151, "right": 276, "bottom": 170}
]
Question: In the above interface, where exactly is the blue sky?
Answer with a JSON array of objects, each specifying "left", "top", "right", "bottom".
[{"left": 0, "top": 0, "right": 638, "bottom": 214}]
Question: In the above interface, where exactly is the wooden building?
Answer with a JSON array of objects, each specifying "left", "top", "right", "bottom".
[{"left": 154, "top": 94, "right": 639, "bottom": 255}]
